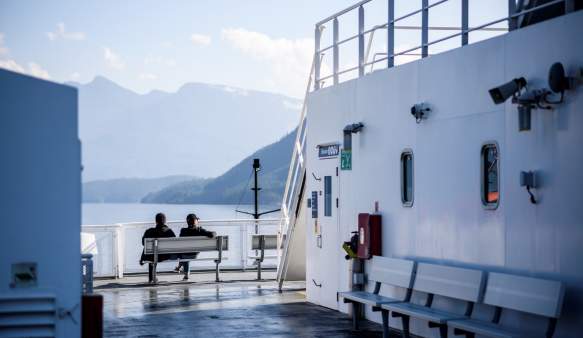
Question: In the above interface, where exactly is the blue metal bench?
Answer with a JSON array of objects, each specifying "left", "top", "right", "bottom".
[
  {"left": 448, "top": 272, "right": 564, "bottom": 338},
  {"left": 381, "top": 263, "right": 485, "bottom": 338},
  {"left": 339, "top": 256, "right": 416, "bottom": 338}
]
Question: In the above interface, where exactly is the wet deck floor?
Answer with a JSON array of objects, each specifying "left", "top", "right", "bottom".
[{"left": 96, "top": 270, "right": 397, "bottom": 338}]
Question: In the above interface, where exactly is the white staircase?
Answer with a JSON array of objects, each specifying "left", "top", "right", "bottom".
[{"left": 276, "top": 55, "right": 315, "bottom": 290}]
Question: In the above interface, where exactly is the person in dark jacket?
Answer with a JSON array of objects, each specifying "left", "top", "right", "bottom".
[
  {"left": 140, "top": 212, "right": 176, "bottom": 283},
  {"left": 177, "top": 213, "right": 214, "bottom": 280}
]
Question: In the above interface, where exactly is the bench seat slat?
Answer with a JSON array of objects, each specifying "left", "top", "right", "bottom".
[
  {"left": 382, "top": 302, "right": 467, "bottom": 324},
  {"left": 414, "top": 263, "right": 484, "bottom": 303},
  {"left": 448, "top": 319, "right": 528, "bottom": 338},
  {"left": 339, "top": 291, "right": 402, "bottom": 306}
]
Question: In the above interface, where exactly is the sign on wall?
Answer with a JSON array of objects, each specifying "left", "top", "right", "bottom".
[
  {"left": 318, "top": 143, "right": 340, "bottom": 159},
  {"left": 341, "top": 149, "right": 352, "bottom": 170},
  {"left": 311, "top": 191, "right": 318, "bottom": 218}
]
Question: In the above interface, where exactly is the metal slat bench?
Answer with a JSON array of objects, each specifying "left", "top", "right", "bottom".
[
  {"left": 448, "top": 272, "right": 565, "bottom": 338},
  {"left": 381, "top": 263, "right": 485, "bottom": 338},
  {"left": 249, "top": 235, "right": 278, "bottom": 280},
  {"left": 339, "top": 256, "right": 416, "bottom": 338},
  {"left": 143, "top": 236, "right": 228, "bottom": 283}
]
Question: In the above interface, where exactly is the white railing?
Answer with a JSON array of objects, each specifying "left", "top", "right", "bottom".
[
  {"left": 81, "top": 218, "right": 279, "bottom": 278},
  {"left": 314, "top": 0, "right": 576, "bottom": 90}
]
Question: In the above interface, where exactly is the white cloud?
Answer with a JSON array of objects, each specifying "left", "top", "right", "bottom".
[
  {"left": 70, "top": 72, "right": 81, "bottom": 81},
  {"left": 0, "top": 59, "right": 24, "bottom": 73},
  {"left": 28, "top": 62, "right": 50, "bottom": 79},
  {"left": 46, "top": 22, "right": 86, "bottom": 41},
  {"left": 103, "top": 47, "right": 125, "bottom": 70},
  {"left": 138, "top": 73, "right": 157, "bottom": 81},
  {"left": 0, "top": 59, "right": 50, "bottom": 80},
  {"left": 221, "top": 28, "right": 313, "bottom": 98},
  {"left": 190, "top": 33, "right": 211, "bottom": 46},
  {"left": 144, "top": 56, "right": 176, "bottom": 67},
  {"left": 0, "top": 33, "right": 8, "bottom": 55}
]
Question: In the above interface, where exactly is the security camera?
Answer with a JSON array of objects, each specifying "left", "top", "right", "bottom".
[
  {"left": 411, "top": 103, "right": 430, "bottom": 123},
  {"left": 489, "top": 77, "right": 527, "bottom": 104}
]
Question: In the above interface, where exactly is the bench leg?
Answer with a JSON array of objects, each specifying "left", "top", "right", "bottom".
[
  {"left": 439, "top": 325, "right": 448, "bottom": 338},
  {"left": 381, "top": 310, "right": 390, "bottom": 338},
  {"left": 352, "top": 303, "right": 359, "bottom": 330},
  {"left": 401, "top": 315, "right": 410, "bottom": 338},
  {"left": 152, "top": 263, "right": 158, "bottom": 284}
]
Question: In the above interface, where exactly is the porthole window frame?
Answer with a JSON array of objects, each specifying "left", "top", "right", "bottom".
[
  {"left": 400, "top": 149, "right": 414, "bottom": 208},
  {"left": 481, "top": 142, "right": 500, "bottom": 210}
]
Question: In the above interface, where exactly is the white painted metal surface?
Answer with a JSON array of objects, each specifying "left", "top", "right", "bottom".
[
  {"left": 305, "top": 9, "right": 583, "bottom": 337},
  {"left": 0, "top": 70, "right": 81, "bottom": 337}
]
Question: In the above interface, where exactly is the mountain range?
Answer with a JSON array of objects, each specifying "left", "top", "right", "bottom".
[{"left": 70, "top": 76, "right": 300, "bottom": 182}]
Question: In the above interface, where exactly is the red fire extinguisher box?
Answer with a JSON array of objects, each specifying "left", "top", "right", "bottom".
[{"left": 357, "top": 213, "right": 382, "bottom": 259}]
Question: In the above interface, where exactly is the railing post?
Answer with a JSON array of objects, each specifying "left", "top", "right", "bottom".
[
  {"left": 117, "top": 224, "right": 124, "bottom": 278},
  {"left": 358, "top": 5, "right": 365, "bottom": 77},
  {"left": 461, "top": 0, "right": 469, "bottom": 46},
  {"left": 333, "top": 18, "right": 339, "bottom": 85},
  {"left": 241, "top": 222, "right": 247, "bottom": 270},
  {"left": 387, "top": 0, "right": 395, "bottom": 68},
  {"left": 508, "top": 0, "right": 517, "bottom": 31},
  {"left": 314, "top": 25, "right": 321, "bottom": 90},
  {"left": 421, "top": 0, "right": 429, "bottom": 58}
]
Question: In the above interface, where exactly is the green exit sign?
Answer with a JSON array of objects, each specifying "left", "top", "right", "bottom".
[{"left": 341, "top": 149, "right": 352, "bottom": 170}]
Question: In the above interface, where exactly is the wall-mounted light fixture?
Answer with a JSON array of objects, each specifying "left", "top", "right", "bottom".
[
  {"left": 343, "top": 122, "right": 364, "bottom": 150},
  {"left": 410, "top": 103, "right": 430, "bottom": 123},
  {"left": 520, "top": 171, "right": 538, "bottom": 204}
]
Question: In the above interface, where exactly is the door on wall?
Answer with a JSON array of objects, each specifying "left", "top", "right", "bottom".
[{"left": 318, "top": 161, "right": 340, "bottom": 310}]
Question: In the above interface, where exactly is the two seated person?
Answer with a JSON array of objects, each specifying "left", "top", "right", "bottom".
[{"left": 140, "top": 212, "right": 214, "bottom": 282}]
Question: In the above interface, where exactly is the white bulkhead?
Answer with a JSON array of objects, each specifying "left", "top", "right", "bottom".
[
  {"left": 305, "top": 10, "right": 583, "bottom": 337},
  {"left": 0, "top": 70, "right": 81, "bottom": 337}
]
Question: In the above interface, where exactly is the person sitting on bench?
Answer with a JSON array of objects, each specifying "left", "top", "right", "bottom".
[
  {"left": 140, "top": 212, "right": 176, "bottom": 283},
  {"left": 176, "top": 213, "right": 214, "bottom": 281}
]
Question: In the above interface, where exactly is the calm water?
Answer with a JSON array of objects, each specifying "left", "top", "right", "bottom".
[{"left": 82, "top": 203, "right": 268, "bottom": 225}]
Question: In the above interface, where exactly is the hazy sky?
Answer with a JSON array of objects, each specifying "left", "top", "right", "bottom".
[{"left": 0, "top": 0, "right": 507, "bottom": 98}]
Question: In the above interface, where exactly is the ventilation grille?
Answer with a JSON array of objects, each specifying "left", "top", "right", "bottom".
[{"left": 0, "top": 293, "right": 56, "bottom": 338}]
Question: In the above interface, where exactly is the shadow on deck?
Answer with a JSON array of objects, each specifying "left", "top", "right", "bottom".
[{"left": 96, "top": 271, "right": 396, "bottom": 338}]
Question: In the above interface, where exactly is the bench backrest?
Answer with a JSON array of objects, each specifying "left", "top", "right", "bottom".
[
  {"left": 484, "top": 272, "right": 564, "bottom": 318},
  {"left": 413, "top": 263, "right": 484, "bottom": 302},
  {"left": 144, "top": 236, "right": 229, "bottom": 255},
  {"left": 251, "top": 235, "right": 278, "bottom": 250},
  {"left": 369, "top": 256, "right": 416, "bottom": 289}
]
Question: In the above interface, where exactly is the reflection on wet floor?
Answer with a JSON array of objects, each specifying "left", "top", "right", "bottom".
[{"left": 98, "top": 271, "right": 388, "bottom": 337}]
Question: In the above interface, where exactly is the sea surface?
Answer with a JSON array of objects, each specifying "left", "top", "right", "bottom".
[{"left": 82, "top": 203, "right": 268, "bottom": 225}]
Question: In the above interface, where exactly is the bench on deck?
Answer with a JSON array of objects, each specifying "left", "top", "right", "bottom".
[
  {"left": 381, "top": 263, "right": 484, "bottom": 338},
  {"left": 448, "top": 272, "right": 564, "bottom": 338},
  {"left": 143, "top": 236, "right": 228, "bottom": 283},
  {"left": 339, "top": 256, "right": 416, "bottom": 338},
  {"left": 249, "top": 235, "right": 278, "bottom": 280}
]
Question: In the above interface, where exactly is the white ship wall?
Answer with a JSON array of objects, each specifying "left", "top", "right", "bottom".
[
  {"left": 305, "top": 10, "right": 583, "bottom": 337},
  {"left": 0, "top": 70, "right": 81, "bottom": 337}
]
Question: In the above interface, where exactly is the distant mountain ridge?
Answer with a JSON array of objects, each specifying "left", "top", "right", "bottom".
[
  {"left": 83, "top": 175, "right": 204, "bottom": 203},
  {"left": 72, "top": 76, "right": 300, "bottom": 182},
  {"left": 142, "top": 130, "right": 296, "bottom": 205}
]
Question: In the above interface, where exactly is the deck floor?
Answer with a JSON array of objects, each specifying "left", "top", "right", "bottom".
[{"left": 96, "top": 271, "right": 395, "bottom": 338}]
